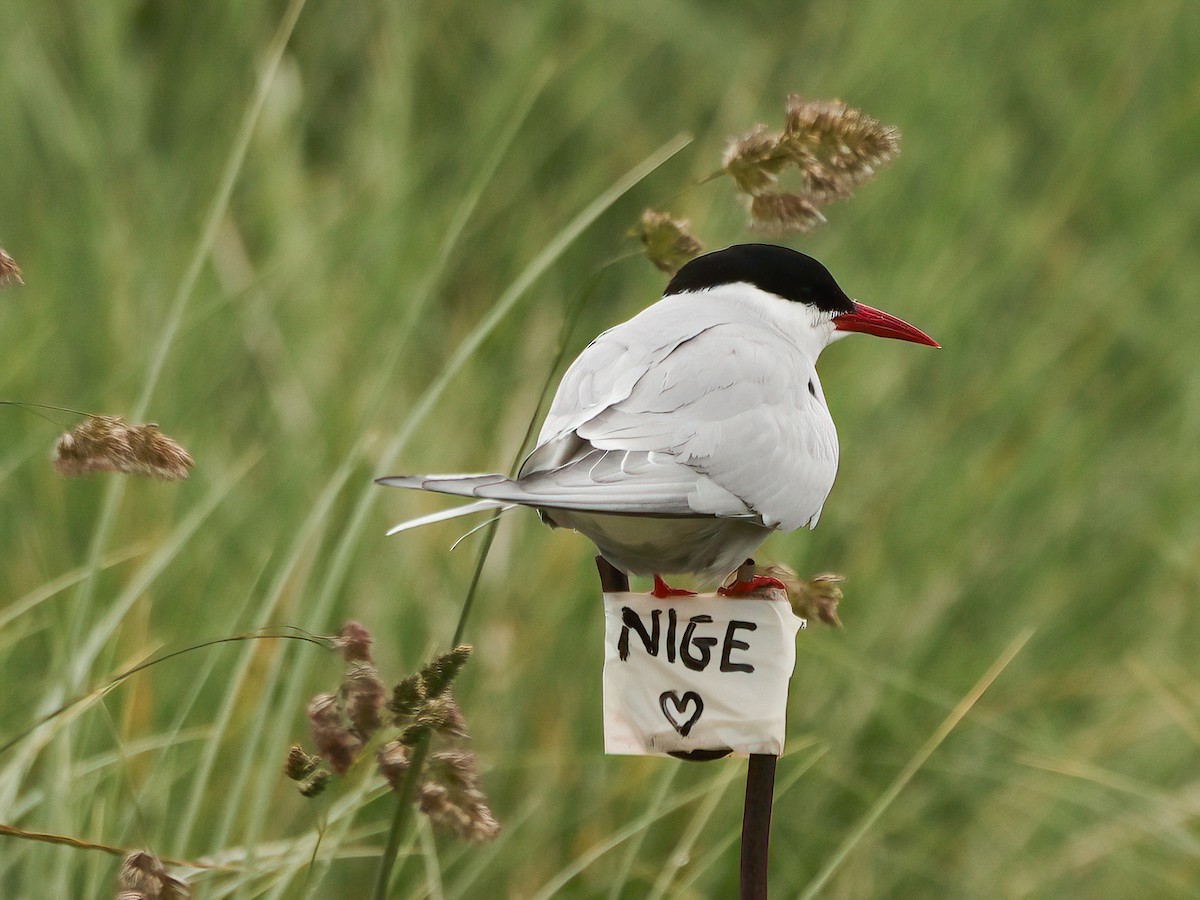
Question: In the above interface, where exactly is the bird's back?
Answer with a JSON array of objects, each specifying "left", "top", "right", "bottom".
[{"left": 525, "top": 288, "right": 840, "bottom": 531}]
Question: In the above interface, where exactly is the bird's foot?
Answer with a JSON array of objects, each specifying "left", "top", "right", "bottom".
[
  {"left": 652, "top": 575, "right": 697, "bottom": 599},
  {"left": 718, "top": 575, "right": 788, "bottom": 597}
]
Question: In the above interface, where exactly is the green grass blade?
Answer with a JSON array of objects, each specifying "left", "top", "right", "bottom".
[{"left": 798, "top": 629, "right": 1034, "bottom": 899}]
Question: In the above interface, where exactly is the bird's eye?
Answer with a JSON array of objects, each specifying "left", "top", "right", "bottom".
[{"left": 807, "top": 380, "right": 817, "bottom": 397}]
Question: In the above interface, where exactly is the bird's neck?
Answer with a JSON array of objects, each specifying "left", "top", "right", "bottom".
[{"left": 680, "top": 283, "right": 833, "bottom": 363}]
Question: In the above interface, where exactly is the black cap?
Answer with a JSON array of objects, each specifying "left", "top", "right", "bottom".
[{"left": 664, "top": 244, "right": 853, "bottom": 314}]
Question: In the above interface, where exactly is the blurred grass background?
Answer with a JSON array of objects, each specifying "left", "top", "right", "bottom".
[{"left": 2, "top": 0, "right": 1199, "bottom": 896}]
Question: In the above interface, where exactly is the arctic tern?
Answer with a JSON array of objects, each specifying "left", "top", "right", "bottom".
[{"left": 378, "top": 244, "right": 937, "bottom": 597}]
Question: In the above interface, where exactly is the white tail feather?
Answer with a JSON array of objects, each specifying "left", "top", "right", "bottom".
[
  {"left": 385, "top": 499, "right": 511, "bottom": 536},
  {"left": 450, "top": 508, "right": 516, "bottom": 550}
]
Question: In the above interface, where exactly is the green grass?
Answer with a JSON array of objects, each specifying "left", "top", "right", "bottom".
[{"left": 3, "top": 0, "right": 1200, "bottom": 896}]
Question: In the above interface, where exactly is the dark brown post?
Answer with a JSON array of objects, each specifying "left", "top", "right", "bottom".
[
  {"left": 741, "top": 753, "right": 776, "bottom": 900},
  {"left": 595, "top": 555, "right": 630, "bottom": 592}
]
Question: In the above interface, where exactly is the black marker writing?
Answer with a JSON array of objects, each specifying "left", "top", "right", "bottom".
[
  {"left": 680, "top": 614, "right": 716, "bottom": 671},
  {"left": 619, "top": 607, "right": 757, "bottom": 673},
  {"left": 619, "top": 606, "right": 660, "bottom": 660},
  {"left": 720, "top": 620, "right": 756, "bottom": 673}
]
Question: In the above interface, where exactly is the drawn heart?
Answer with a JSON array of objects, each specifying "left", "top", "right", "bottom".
[{"left": 659, "top": 690, "right": 704, "bottom": 736}]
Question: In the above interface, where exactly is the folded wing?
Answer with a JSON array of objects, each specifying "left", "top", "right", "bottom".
[{"left": 528, "top": 294, "right": 839, "bottom": 530}]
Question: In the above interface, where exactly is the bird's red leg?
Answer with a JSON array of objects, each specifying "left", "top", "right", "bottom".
[
  {"left": 718, "top": 575, "right": 788, "bottom": 596},
  {"left": 652, "top": 575, "right": 696, "bottom": 599}
]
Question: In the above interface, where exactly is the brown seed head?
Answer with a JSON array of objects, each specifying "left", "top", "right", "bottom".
[
  {"left": 722, "top": 95, "right": 900, "bottom": 233},
  {"left": 783, "top": 96, "right": 900, "bottom": 180},
  {"left": 343, "top": 663, "right": 386, "bottom": 739},
  {"left": 722, "top": 125, "right": 791, "bottom": 195},
  {"left": 418, "top": 782, "right": 454, "bottom": 820},
  {"left": 762, "top": 563, "right": 845, "bottom": 627},
  {"left": 428, "top": 749, "right": 479, "bottom": 793},
  {"left": 307, "top": 693, "right": 362, "bottom": 775},
  {"left": 748, "top": 193, "right": 826, "bottom": 235},
  {"left": 334, "top": 621, "right": 374, "bottom": 663},
  {"left": 298, "top": 768, "right": 331, "bottom": 798},
  {"left": 376, "top": 740, "right": 411, "bottom": 791},
  {"left": 390, "top": 673, "right": 426, "bottom": 723},
  {"left": 53, "top": 416, "right": 133, "bottom": 476},
  {"left": 423, "top": 694, "right": 470, "bottom": 740},
  {"left": 53, "top": 417, "right": 194, "bottom": 480},
  {"left": 0, "top": 248, "right": 22, "bottom": 286},
  {"left": 284, "top": 744, "right": 321, "bottom": 781},
  {"left": 117, "top": 850, "right": 190, "bottom": 899},
  {"left": 418, "top": 780, "right": 501, "bottom": 843},
  {"left": 124, "top": 423, "right": 195, "bottom": 479},
  {"left": 634, "top": 209, "right": 703, "bottom": 274},
  {"left": 420, "top": 645, "right": 472, "bottom": 699}
]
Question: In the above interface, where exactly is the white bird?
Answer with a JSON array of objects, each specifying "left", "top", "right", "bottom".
[{"left": 378, "top": 244, "right": 937, "bottom": 597}]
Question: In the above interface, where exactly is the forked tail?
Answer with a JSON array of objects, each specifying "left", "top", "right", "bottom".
[{"left": 376, "top": 474, "right": 514, "bottom": 535}]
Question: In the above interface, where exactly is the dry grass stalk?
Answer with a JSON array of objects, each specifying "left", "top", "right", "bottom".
[{"left": 52, "top": 416, "right": 194, "bottom": 480}]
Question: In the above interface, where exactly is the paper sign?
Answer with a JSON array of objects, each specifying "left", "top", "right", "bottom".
[{"left": 602, "top": 592, "right": 806, "bottom": 757}]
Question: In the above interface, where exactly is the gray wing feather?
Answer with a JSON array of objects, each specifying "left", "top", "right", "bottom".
[
  {"left": 378, "top": 452, "right": 751, "bottom": 517},
  {"left": 529, "top": 295, "right": 838, "bottom": 529}
]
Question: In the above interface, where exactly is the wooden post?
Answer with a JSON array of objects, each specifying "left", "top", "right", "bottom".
[
  {"left": 741, "top": 753, "right": 776, "bottom": 900},
  {"left": 731, "top": 559, "right": 776, "bottom": 900},
  {"left": 595, "top": 555, "right": 629, "bottom": 593},
  {"left": 594, "top": 556, "right": 777, "bottom": 900}
]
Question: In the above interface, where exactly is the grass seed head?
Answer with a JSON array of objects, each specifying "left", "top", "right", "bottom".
[
  {"left": 722, "top": 124, "right": 791, "bottom": 195},
  {"left": 389, "top": 673, "right": 426, "bottom": 723},
  {"left": 343, "top": 663, "right": 386, "bottom": 739},
  {"left": 419, "top": 748, "right": 498, "bottom": 841},
  {"left": 428, "top": 748, "right": 479, "bottom": 792},
  {"left": 53, "top": 416, "right": 194, "bottom": 480},
  {"left": 307, "top": 693, "right": 363, "bottom": 775},
  {"left": 420, "top": 645, "right": 472, "bottom": 699},
  {"left": 634, "top": 209, "right": 703, "bottom": 274},
  {"left": 116, "top": 850, "right": 189, "bottom": 899},
  {"left": 749, "top": 193, "right": 827, "bottom": 234},
  {"left": 0, "top": 247, "right": 22, "bottom": 286},
  {"left": 783, "top": 95, "right": 900, "bottom": 175},
  {"left": 376, "top": 740, "right": 411, "bottom": 791},
  {"left": 418, "top": 780, "right": 500, "bottom": 843},
  {"left": 762, "top": 563, "right": 845, "bottom": 627},
  {"left": 123, "top": 423, "right": 195, "bottom": 480},
  {"left": 284, "top": 744, "right": 321, "bottom": 781},
  {"left": 416, "top": 694, "right": 470, "bottom": 740},
  {"left": 334, "top": 621, "right": 374, "bottom": 663},
  {"left": 724, "top": 95, "right": 900, "bottom": 233},
  {"left": 298, "top": 768, "right": 331, "bottom": 798}
]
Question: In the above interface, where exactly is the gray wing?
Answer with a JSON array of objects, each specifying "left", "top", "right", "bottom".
[
  {"left": 380, "top": 450, "right": 750, "bottom": 518},
  {"left": 524, "top": 295, "right": 839, "bottom": 530}
]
